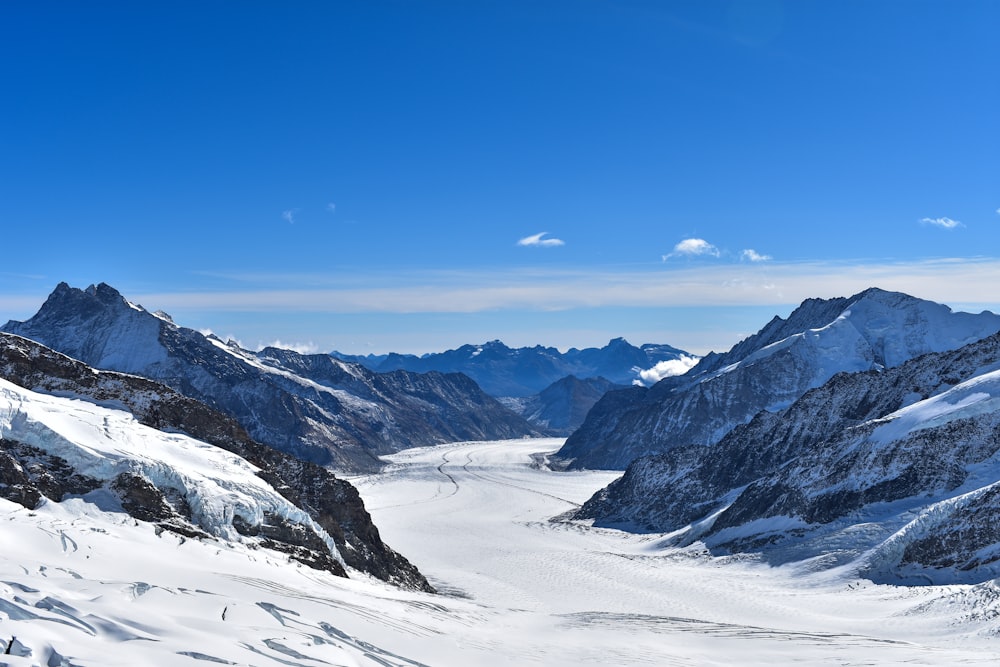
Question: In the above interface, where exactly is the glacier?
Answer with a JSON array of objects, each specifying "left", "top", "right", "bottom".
[{"left": 0, "top": 378, "right": 345, "bottom": 567}]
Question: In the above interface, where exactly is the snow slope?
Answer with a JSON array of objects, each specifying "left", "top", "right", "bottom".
[
  {"left": 4, "top": 439, "right": 1000, "bottom": 664},
  {"left": 575, "top": 329, "right": 1000, "bottom": 584},
  {"left": 0, "top": 378, "right": 342, "bottom": 562}
]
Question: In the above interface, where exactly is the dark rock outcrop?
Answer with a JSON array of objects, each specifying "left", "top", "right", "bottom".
[{"left": 501, "top": 375, "right": 624, "bottom": 435}]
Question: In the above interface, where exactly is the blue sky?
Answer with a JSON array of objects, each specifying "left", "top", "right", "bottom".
[{"left": 2, "top": 1, "right": 997, "bottom": 356}]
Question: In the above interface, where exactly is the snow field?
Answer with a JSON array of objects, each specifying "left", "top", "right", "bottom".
[
  {"left": 3, "top": 421, "right": 1000, "bottom": 664},
  {"left": 351, "top": 439, "right": 1000, "bottom": 665}
]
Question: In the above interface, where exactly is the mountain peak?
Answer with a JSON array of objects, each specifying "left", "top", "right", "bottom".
[
  {"left": 3, "top": 282, "right": 170, "bottom": 374},
  {"left": 84, "top": 282, "right": 128, "bottom": 304}
]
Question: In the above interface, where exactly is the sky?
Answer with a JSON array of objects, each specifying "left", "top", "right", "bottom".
[{"left": 1, "top": 1, "right": 997, "bottom": 357}]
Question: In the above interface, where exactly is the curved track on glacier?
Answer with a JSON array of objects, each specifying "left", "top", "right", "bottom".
[{"left": 346, "top": 438, "right": 1000, "bottom": 666}]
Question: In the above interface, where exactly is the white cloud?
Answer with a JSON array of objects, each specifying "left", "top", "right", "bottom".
[
  {"left": 282, "top": 209, "right": 298, "bottom": 224},
  {"left": 995, "top": 208, "right": 1000, "bottom": 216},
  {"left": 741, "top": 249, "right": 772, "bottom": 262},
  {"left": 635, "top": 354, "right": 701, "bottom": 386},
  {"left": 517, "top": 232, "right": 565, "bottom": 247},
  {"left": 920, "top": 216, "right": 962, "bottom": 229},
  {"left": 663, "top": 238, "right": 720, "bottom": 260},
  {"left": 327, "top": 203, "right": 337, "bottom": 214}
]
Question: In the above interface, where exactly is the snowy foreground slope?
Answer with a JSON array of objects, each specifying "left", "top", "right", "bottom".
[
  {"left": 0, "top": 332, "right": 429, "bottom": 591},
  {"left": 5, "top": 438, "right": 1000, "bottom": 665},
  {"left": 0, "top": 378, "right": 348, "bottom": 567}
]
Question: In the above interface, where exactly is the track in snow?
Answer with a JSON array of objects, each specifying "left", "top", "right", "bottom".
[{"left": 351, "top": 438, "right": 1000, "bottom": 666}]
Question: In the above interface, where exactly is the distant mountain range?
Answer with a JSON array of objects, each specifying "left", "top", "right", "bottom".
[
  {"left": 569, "top": 288, "right": 1000, "bottom": 584},
  {"left": 2, "top": 283, "right": 541, "bottom": 473},
  {"left": 333, "top": 338, "right": 691, "bottom": 397}
]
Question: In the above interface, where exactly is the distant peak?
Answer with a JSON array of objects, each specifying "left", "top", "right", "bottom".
[{"left": 851, "top": 286, "right": 900, "bottom": 300}]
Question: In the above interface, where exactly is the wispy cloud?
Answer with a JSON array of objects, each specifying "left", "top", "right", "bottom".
[
  {"left": 132, "top": 257, "right": 1000, "bottom": 316},
  {"left": 663, "top": 238, "right": 720, "bottom": 260},
  {"left": 327, "top": 203, "right": 337, "bottom": 214},
  {"left": 741, "top": 249, "right": 772, "bottom": 262},
  {"left": 517, "top": 232, "right": 565, "bottom": 247},
  {"left": 920, "top": 216, "right": 962, "bottom": 229},
  {"left": 257, "top": 339, "right": 319, "bottom": 355},
  {"left": 282, "top": 208, "right": 299, "bottom": 224}
]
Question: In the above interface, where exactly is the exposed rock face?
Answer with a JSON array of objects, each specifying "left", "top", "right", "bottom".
[
  {"left": 556, "top": 288, "right": 1000, "bottom": 470},
  {"left": 334, "top": 338, "right": 689, "bottom": 397},
  {"left": 2, "top": 283, "right": 540, "bottom": 473},
  {"left": 0, "top": 332, "right": 431, "bottom": 591},
  {"left": 0, "top": 439, "right": 102, "bottom": 510},
  {"left": 575, "top": 330, "right": 1000, "bottom": 584},
  {"left": 500, "top": 375, "right": 624, "bottom": 436}
]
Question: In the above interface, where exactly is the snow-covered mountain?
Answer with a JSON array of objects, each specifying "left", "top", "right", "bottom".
[
  {"left": 2, "top": 283, "right": 541, "bottom": 472},
  {"left": 556, "top": 288, "right": 1000, "bottom": 470},
  {"left": 0, "top": 331, "right": 431, "bottom": 591},
  {"left": 574, "top": 327, "right": 1000, "bottom": 584},
  {"left": 334, "top": 338, "right": 691, "bottom": 397},
  {"left": 499, "top": 375, "right": 625, "bottom": 435}
]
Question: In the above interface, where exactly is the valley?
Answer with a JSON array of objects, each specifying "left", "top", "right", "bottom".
[
  {"left": 6, "top": 285, "right": 1000, "bottom": 664},
  {"left": 7, "top": 436, "right": 1000, "bottom": 665},
  {"left": 351, "top": 438, "right": 1000, "bottom": 665}
]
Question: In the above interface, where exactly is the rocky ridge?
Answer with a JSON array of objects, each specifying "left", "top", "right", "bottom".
[
  {"left": 574, "top": 328, "right": 1000, "bottom": 585},
  {"left": 499, "top": 375, "right": 624, "bottom": 436},
  {"left": 0, "top": 332, "right": 431, "bottom": 591},
  {"left": 2, "top": 283, "right": 540, "bottom": 472},
  {"left": 556, "top": 288, "right": 1000, "bottom": 470}
]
